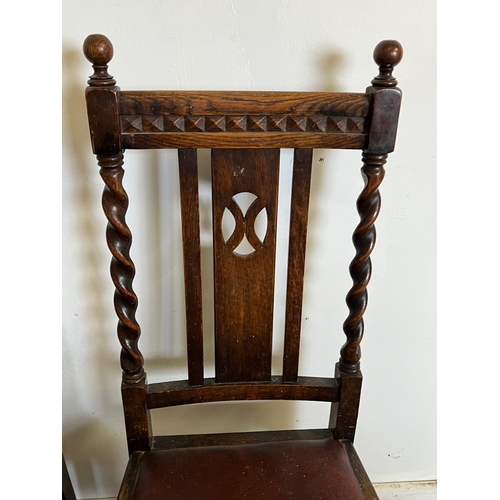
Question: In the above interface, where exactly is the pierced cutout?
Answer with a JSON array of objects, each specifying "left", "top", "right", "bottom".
[
  {"left": 222, "top": 207, "right": 236, "bottom": 243},
  {"left": 254, "top": 207, "right": 268, "bottom": 243},
  {"left": 222, "top": 191, "right": 268, "bottom": 257},
  {"left": 234, "top": 234, "right": 256, "bottom": 257},
  {"left": 232, "top": 192, "right": 258, "bottom": 216}
]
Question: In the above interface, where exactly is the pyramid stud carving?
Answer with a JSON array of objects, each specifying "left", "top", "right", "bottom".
[
  {"left": 226, "top": 116, "right": 248, "bottom": 131},
  {"left": 121, "top": 116, "right": 143, "bottom": 132},
  {"left": 287, "top": 116, "right": 307, "bottom": 132},
  {"left": 119, "top": 114, "right": 367, "bottom": 135},
  {"left": 206, "top": 116, "right": 227, "bottom": 131},
  {"left": 164, "top": 116, "right": 185, "bottom": 132},
  {"left": 185, "top": 116, "right": 206, "bottom": 132},
  {"left": 267, "top": 115, "right": 288, "bottom": 131},
  {"left": 247, "top": 116, "right": 267, "bottom": 132},
  {"left": 348, "top": 117, "right": 365, "bottom": 133},
  {"left": 306, "top": 116, "right": 327, "bottom": 132},
  {"left": 326, "top": 117, "right": 344, "bottom": 132},
  {"left": 142, "top": 115, "right": 164, "bottom": 132}
]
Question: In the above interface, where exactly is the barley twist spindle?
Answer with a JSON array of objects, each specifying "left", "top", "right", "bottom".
[
  {"left": 98, "top": 154, "right": 145, "bottom": 384},
  {"left": 339, "top": 153, "right": 386, "bottom": 374}
]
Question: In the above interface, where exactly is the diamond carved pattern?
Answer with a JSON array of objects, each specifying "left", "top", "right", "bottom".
[
  {"left": 287, "top": 116, "right": 307, "bottom": 132},
  {"left": 184, "top": 116, "right": 205, "bottom": 132},
  {"left": 142, "top": 115, "right": 164, "bottom": 132},
  {"left": 163, "top": 116, "right": 185, "bottom": 132},
  {"left": 205, "top": 116, "right": 226, "bottom": 131},
  {"left": 120, "top": 115, "right": 365, "bottom": 134},
  {"left": 226, "top": 116, "right": 247, "bottom": 131},
  {"left": 306, "top": 116, "right": 327, "bottom": 132},
  {"left": 267, "top": 115, "right": 288, "bottom": 131},
  {"left": 247, "top": 116, "right": 267, "bottom": 132},
  {"left": 121, "top": 116, "right": 143, "bottom": 132}
]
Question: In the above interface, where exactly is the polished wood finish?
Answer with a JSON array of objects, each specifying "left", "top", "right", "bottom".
[
  {"left": 282, "top": 148, "right": 313, "bottom": 382},
  {"left": 178, "top": 149, "right": 204, "bottom": 386},
  {"left": 146, "top": 376, "right": 339, "bottom": 409},
  {"left": 119, "top": 91, "right": 369, "bottom": 150},
  {"left": 152, "top": 428, "right": 333, "bottom": 450},
  {"left": 83, "top": 34, "right": 403, "bottom": 500},
  {"left": 341, "top": 440, "right": 380, "bottom": 500},
  {"left": 118, "top": 451, "right": 144, "bottom": 500},
  {"left": 122, "top": 382, "right": 152, "bottom": 454},
  {"left": 331, "top": 364, "right": 363, "bottom": 442},
  {"left": 96, "top": 134, "right": 151, "bottom": 454},
  {"left": 119, "top": 90, "right": 370, "bottom": 116},
  {"left": 212, "top": 148, "right": 280, "bottom": 382},
  {"left": 339, "top": 153, "right": 387, "bottom": 374},
  {"left": 122, "top": 131, "right": 366, "bottom": 150},
  {"left": 371, "top": 40, "right": 403, "bottom": 88},
  {"left": 98, "top": 153, "right": 144, "bottom": 384}
]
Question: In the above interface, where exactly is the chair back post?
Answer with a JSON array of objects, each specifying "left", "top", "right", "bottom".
[
  {"left": 332, "top": 40, "right": 403, "bottom": 441},
  {"left": 84, "top": 34, "right": 152, "bottom": 453}
]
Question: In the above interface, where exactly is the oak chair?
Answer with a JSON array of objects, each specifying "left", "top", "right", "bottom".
[{"left": 83, "top": 34, "right": 403, "bottom": 500}]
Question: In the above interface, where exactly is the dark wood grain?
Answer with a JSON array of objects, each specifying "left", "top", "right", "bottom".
[
  {"left": 212, "top": 148, "right": 280, "bottom": 383},
  {"left": 331, "top": 364, "right": 362, "bottom": 442},
  {"left": 119, "top": 91, "right": 370, "bottom": 116},
  {"left": 178, "top": 149, "right": 204, "bottom": 386},
  {"left": 117, "top": 451, "right": 144, "bottom": 500},
  {"left": 366, "top": 87, "right": 402, "bottom": 154},
  {"left": 341, "top": 440, "right": 380, "bottom": 499},
  {"left": 86, "top": 87, "right": 121, "bottom": 156},
  {"left": 98, "top": 154, "right": 145, "bottom": 384},
  {"left": 282, "top": 149, "right": 313, "bottom": 382},
  {"left": 122, "top": 383, "right": 152, "bottom": 454},
  {"left": 83, "top": 33, "right": 117, "bottom": 86},
  {"left": 146, "top": 376, "right": 339, "bottom": 408},
  {"left": 152, "top": 428, "right": 333, "bottom": 450},
  {"left": 371, "top": 40, "right": 403, "bottom": 88},
  {"left": 84, "top": 35, "right": 121, "bottom": 155},
  {"left": 339, "top": 153, "right": 386, "bottom": 374},
  {"left": 122, "top": 132, "right": 366, "bottom": 150}
]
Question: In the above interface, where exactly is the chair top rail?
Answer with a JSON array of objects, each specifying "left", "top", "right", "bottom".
[{"left": 118, "top": 90, "right": 370, "bottom": 117}]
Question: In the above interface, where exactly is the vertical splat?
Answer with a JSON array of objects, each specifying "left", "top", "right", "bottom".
[
  {"left": 178, "top": 149, "right": 204, "bottom": 386},
  {"left": 212, "top": 149, "right": 280, "bottom": 382}
]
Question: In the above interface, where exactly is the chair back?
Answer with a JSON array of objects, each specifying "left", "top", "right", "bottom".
[{"left": 83, "top": 35, "right": 403, "bottom": 454}]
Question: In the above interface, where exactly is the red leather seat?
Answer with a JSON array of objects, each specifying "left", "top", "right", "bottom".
[{"left": 129, "top": 439, "right": 365, "bottom": 500}]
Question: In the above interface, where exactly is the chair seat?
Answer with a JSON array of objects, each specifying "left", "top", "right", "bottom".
[{"left": 121, "top": 438, "right": 369, "bottom": 500}]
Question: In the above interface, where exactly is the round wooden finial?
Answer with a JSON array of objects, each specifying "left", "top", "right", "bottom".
[
  {"left": 83, "top": 34, "right": 114, "bottom": 65},
  {"left": 371, "top": 40, "right": 403, "bottom": 87},
  {"left": 83, "top": 34, "right": 116, "bottom": 86}
]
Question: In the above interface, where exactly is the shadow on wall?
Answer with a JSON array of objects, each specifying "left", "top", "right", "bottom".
[
  {"left": 63, "top": 420, "right": 128, "bottom": 496},
  {"left": 316, "top": 51, "right": 345, "bottom": 92}
]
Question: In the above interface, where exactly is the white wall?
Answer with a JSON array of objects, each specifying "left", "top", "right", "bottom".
[{"left": 63, "top": 1, "right": 436, "bottom": 498}]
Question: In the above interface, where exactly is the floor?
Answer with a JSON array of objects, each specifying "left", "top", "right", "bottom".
[{"left": 374, "top": 481, "right": 437, "bottom": 499}]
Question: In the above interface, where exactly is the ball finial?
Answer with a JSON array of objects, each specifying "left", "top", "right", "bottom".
[
  {"left": 83, "top": 34, "right": 114, "bottom": 65},
  {"left": 372, "top": 40, "right": 403, "bottom": 87},
  {"left": 83, "top": 34, "right": 116, "bottom": 86}
]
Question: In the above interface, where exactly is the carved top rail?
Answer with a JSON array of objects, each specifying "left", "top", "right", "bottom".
[
  {"left": 118, "top": 91, "right": 370, "bottom": 149},
  {"left": 83, "top": 34, "right": 402, "bottom": 153}
]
